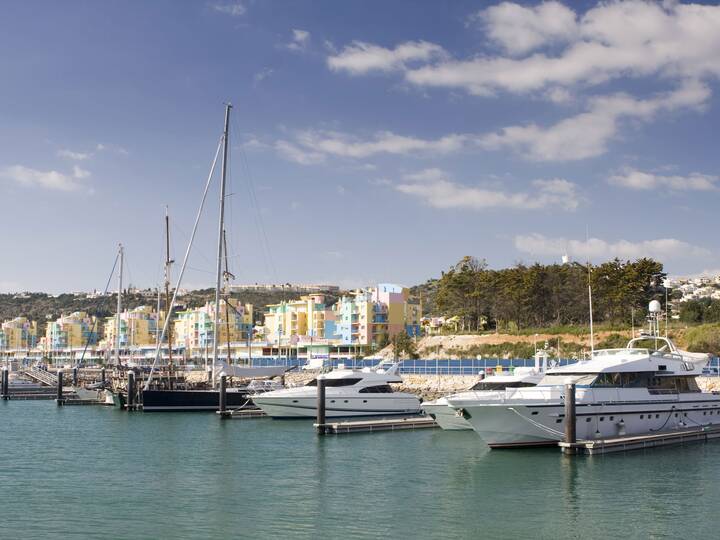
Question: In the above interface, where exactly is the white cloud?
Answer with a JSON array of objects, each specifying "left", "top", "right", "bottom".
[
  {"left": 332, "top": 2, "right": 720, "bottom": 96},
  {"left": 57, "top": 149, "right": 91, "bottom": 161},
  {"left": 476, "top": 1, "right": 578, "bottom": 55},
  {"left": 0, "top": 164, "right": 91, "bottom": 192},
  {"left": 287, "top": 29, "right": 310, "bottom": 52},
  {"left": 297, "top": 130, "right": 467, "bottom": 159},
  {"left": 274, "top": 140, "right": 326, "bottom": 165},
  {"left": 212, "top": 2, "right": 245, "bottom": 16},
  {"left": 478, "top": 80, "right": 710, "bottom": 161},
  {"left": 327, "top": 40, "right": 447, "bottom": 75},
  {"left": 95, "top": 142, "right": 129, "bottom": 155},
  {"left": 395, "top": 169, "right": 579, "bottom": 211},
  {"left": 71, "top": 165, "right": 91, "bottom": 179},
  {"left": 514, "top": 233, "right": 710, "bottom": 261},
  {"left": 608, "top": 167, "right": 718, "bottom": 191},
  {"left": 253, "top": 67, "right": 274, "bottom": 85}
]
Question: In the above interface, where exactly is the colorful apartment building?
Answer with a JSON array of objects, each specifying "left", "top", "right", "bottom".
[
  {"left": 101, "top": 305, "right": 163, "bottom": 348},
  {"left": 44, "top": 311, "right": 98, "bottom": 350},
  {"left": 262, "top": 284, "right": 421, "bottom": 347},
  {"left": 333, "top": 284, "right": 421, "bottom": 346},
  {"left": 173, "top": 299, "right": 253, "bottom": 351},
  {"left": 264, "top": 294, "right": 334, "bottom": 344},
  {"left": 0, "top": 317, "right": 38, "bottom": 350}
]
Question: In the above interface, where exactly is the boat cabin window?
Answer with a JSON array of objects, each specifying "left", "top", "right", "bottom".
[
  {"left": 538, "top": 374, "right": 597, "bottom": 386},
  {"left": 358, "top": 385, "right": 394, "bottom": 393},
  {"left": 470, "top": 381, "right": 536, "bottom": 390},
  {"left": 587, "top": 373, "right": 701, "bottom": 393},
  {"left": 305, "top": 378, "right": 363, "bottom": 387},
  {"left": 592, "top": 372, "right": 650, "bottom": 388}
]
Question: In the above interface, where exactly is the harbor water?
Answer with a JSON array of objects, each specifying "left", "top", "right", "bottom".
[{"left": 2, "top": 401, "right": 720, "bottom": 539}]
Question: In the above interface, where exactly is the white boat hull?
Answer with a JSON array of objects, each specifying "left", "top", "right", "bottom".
[
  {"left": 421, "top": 399, "right": 472, "bottom": 430},
  {"left": 252, "top": 394, "right": 421, "bottom": 418},
  {"left": 461, "top": 398, "right": 720, "bottom": 448}
]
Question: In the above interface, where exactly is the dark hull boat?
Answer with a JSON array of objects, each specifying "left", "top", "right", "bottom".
[{"left": 141, "top": 388, "right": 252, "bottom": 412}]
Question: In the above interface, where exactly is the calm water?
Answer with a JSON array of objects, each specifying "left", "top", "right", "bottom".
[{"left": 2, "top": 401, "right": 720, "bottom": 539}]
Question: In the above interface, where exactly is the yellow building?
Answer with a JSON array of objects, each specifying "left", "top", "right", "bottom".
[
  {"left": 45, "top": 311, "right": 98, "bottom": 350},
  {"left": 174, "top": 299, "right": 253, "bottom": 351},
  {"left": 0, "top": 317, "right": 38, "bottom": 350},
  {"left": 101, "top": 305, "right": 163, "bottom": 348},
  {"left": 263, "top": 294, "right": 329, "bottom": 344}
]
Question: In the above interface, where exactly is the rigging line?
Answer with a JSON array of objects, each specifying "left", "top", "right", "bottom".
[
  {"left": 145, "top": 135, "right": 224, "bottom": 390},
  {"left": 232, "top": 115, "right": 277, "bottom": 281},
  {"left": 186, "top": 265, "right": 216, "bottom": 275},
  {"left": 172, "top": 219, "right": 216, "bottom": 270},
  {"left": 242, "top": 148, "right": 276, "bottom": 280},
  {"left": 75, "top": 251, "right": 120, "bottom": 368}
]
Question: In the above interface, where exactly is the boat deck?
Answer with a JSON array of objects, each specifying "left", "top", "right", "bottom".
[{"left": 559, "top": 425, "right": 720, "bottom": 455}]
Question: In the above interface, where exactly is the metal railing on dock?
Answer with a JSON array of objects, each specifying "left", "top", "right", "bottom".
[
  {"left": 559, "top": 425, "right": 720, "bottom": 455},
  {"left": 315, "top": 416, "right": 438, "bottom": 435}
]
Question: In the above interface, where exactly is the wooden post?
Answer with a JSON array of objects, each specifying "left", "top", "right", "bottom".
[
  {"left": 1, "top": 367, "right": 8, "bottom": 400},
  {"left": 219, "top": 374, "right": 227, "bottom": 413},
  {"left": 72, "top": 367, "right": 78, "bottom": 387},
  {"left": 563, "top": 382, "right": 577, "bottom": 455},
  {"left": 56, "top": 370, "right": 64, "bottom": 405},
  {"left": 100, "top": 367, "right": 106, "bottom": 387},
  {"left": 127, "top": 371, "right": 136, "bottom": 411},
  {"left": 316, "top": 378, "right": 326, "bottom": 435}
]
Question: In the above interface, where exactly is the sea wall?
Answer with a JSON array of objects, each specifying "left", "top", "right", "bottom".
[{"left": 284, "top": 371, "right": 478, "bottom": 401}]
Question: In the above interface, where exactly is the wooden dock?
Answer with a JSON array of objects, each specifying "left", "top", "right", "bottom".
[
  {"left": 559, "top": 425, "right": 720, "bottom": 455},
  {"left": 315, "top": 416, "right": 438, "bottom": 435}
]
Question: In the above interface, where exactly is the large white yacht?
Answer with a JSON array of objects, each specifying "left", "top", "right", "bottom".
[
  {"left": 421, "top": 368, "right": 543, "bottom": 430},
  {"left": 448, "top": 312, "right": 714, "bottom": 448},
  {"left": 251, "top": 363, "right": 421, "bottom": 418}
]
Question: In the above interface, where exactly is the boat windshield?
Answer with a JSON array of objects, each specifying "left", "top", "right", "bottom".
[
  {"left": 305, "top": 378, "right": 363, "bottom": 387},
  {"left": 470, "top": 381, "right": 536, "bottom": 390},
  {"left": 538, "top": 373, "right": 597, "bottom": 386}
]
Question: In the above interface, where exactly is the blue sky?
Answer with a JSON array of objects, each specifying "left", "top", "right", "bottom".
[{"left": 1, "top": 0, "right": 720, "bottom": 293}]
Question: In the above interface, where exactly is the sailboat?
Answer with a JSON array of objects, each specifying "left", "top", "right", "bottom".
[
  {"left": 103, "top": 243, "right": 126, "bottom": 407},
  {"left": 141, "top": 104, "right": 289, "bottom": 412}
]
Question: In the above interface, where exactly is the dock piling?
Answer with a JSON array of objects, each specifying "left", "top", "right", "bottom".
[
  {"left": 127, "top": 371, "right": 136, "bottom": 411},
  {"left": 1, "top": 367, "right": 9, "bottom": 400},
  {"left": 563, "top": 382, "right": 577, "bottom": 455},
  {"left": 219, "top": 374, "right": 227, "bottom": 413},
  {"left": 316, "top": 378, "right": 327, "bottom": 435},
  {"left": 100, "top": 368, "right": 106, "bottom": 387},
  {"left": 72, "top": 367, "right": 78, "bottom": 387},
  {"left": 56, "top": 370, "right": 64, "bottom": 406}
]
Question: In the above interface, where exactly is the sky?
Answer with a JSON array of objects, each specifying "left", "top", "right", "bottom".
[{"left": 1, "top": 0, "right": 720, "bottom": 294}]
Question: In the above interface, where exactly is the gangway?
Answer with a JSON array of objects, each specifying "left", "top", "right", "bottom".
[{"left": 24, "top": 367, "right": 58, "bottom": 387}]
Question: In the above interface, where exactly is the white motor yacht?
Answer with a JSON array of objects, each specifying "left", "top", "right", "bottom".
[
  {"left": 448, "top": 317, "right": 714, "bottom": 448},
  {"left": 422, "top": 368, "right": 543, "bottom": 430},
  {"left": 251, "top": 363, "right": 421, "bottom": 418}
]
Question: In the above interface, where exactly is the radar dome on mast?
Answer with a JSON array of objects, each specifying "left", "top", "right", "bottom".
[{"left": 649, "top": 300, "right": 662, "bottom": 313}]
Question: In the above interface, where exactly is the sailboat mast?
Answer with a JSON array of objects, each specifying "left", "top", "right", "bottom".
[
  {"left": 164, "top": 206, "right": 174, "bottom": 378},
  {"left": 223, "top": 229, "right": 233, "bottom": 368},
  {"left": 212, "top": 103, "right": 232, "bottom": 386},
  {"left": 115, "top": 243, "right": 123, "bottom": 366}
]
